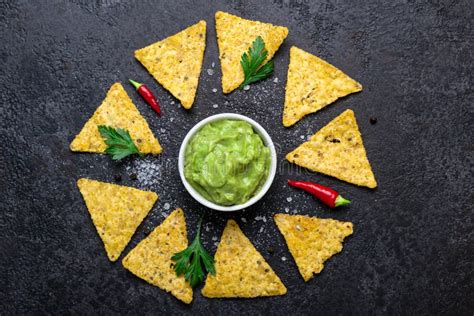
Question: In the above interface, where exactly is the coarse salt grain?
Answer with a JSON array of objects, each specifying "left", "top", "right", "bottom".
[
  {"left": 243, "top": 85, "right": 250, "bottom": 91},
  {"left": 241, "top": 217, "right": 247, "bottom": 223},
  {"left": 212, "top": 88, "right": 217, "bottom": 93},
  {"left": 284, "top": 207, "right": 289, "bottom": 213},
  {"left": 273, "top": 77, "right": 279, "bottom": 83},
  {"left": 287, "top": 197, "right": 293, "bottom": 202},
  {"left": 207, "top": 68, "right": 214, "bottom": 76},
  {"left": 211, "top": 62, "right": 215, "bottom": 68},
  {"left": 212, "top": 104, "right": 218, "bottom": 108},
  {"left": 212, "top": 236, "right": 218, "bottom": 241},
  {"left": 126, "top": 157, "right": 161, "bottom": 187},
  {"left": 163, "top": 202, "right": 170, "bottom": 210},
  {"left": 259, "top": 226, "right": 264, "bottom": 233},
  {"left": 281, "top": 256, "right": 287, "bottom": 261}
]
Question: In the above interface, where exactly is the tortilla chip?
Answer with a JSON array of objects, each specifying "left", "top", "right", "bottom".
[
  {"left": 202, "top": 220, "right": 287, "bottom": 298},
  {"left": 215, "top": 11, "right": 288, "bottom": 93},
  {"left": 286, "top": 109, "right": 377, "bottom": 188},
  {"left": 283, "top": 46, "right": 362, "bottom": 127},
  {"left": 135, "top": 21, "right": 206, "bottom": 109},
  {"left": 77, "top": 178, "right": 158, "bottom": 262},
  {"left": 122, "top": 209, "right": 193, "bottom": 304},
  {"left": 70, "top": 83, "right": 162, "bottom": 154},
  {"left": 274, "top": 214, "right": 353, "bottom": 281}
]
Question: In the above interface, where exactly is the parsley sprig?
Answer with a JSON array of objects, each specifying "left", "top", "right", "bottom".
[
  {"left": 239, "top": 36, "right": 274, "bottom": 89},
  {"left": 172, "top": 215, "right": 215, "bottom": 287},
  {"left": 98, "top": 125, "right": 144, "bottom": 161}
]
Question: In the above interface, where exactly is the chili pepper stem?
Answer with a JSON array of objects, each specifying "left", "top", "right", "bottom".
[
  {"left": 129, "top": 79, "right": 143, "bottom": 90},
  {"left": 334, "top": 195, "right": 351, "bottom": 207}
]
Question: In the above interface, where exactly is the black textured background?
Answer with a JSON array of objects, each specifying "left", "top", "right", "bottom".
[{"left": 1, "top": 0, "right": 473, "bottom": 314}]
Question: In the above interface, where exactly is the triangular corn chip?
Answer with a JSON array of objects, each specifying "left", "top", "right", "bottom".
[
  {"left": 135, "top": 21, "right": 206, "bottom": 109},
  {"left": 286, "top": 109, "right": 377, "bottom": 188},
  {"left": 202, "top": 220, "right": 286, "bottom": 298},
  {"left": 122, "top": 209, "right": 193, "bottom": 304},
  {"left": 274, "top": 214, "right": 353, "bottom": 281},
  {"left": 215, "top": 11, "right": 288, "bottom": 93},
  {"left": 70, "top": 83, "right": 162, "bottom": 154},
  {"left": 77, "top": 178, "right": 158, "bottom": 262},
  {"left": 283, "top": 46, "right": 362, "bottom": 127}
]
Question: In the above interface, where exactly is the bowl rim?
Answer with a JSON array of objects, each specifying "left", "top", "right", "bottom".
[{"left": 178, "top": 113, "right": 277, "bottom": 212}]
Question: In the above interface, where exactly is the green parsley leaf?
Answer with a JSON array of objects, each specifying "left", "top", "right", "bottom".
[
  {"left": 239, "top": 36, "right": 274, "bottom": 89},
  {"left": 97, "top": 125, "right": 144, "bottom": 161},
  {"left": 171, "top": 215, "right": 215, "bottom": 288}
]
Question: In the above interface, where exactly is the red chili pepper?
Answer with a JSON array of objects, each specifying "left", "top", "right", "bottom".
[
  {"left": 129, "top": 79, "right": 161, "bottom": 115},
  {"left": 287, "top": 180, "right": 350, "bottom": 208}
]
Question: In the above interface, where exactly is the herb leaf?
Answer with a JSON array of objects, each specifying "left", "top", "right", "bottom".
[
  {"left": 239, "top": 36, "right": 274, "bottom": 89},
  {"left": 171, "top": 215, "right": 215, "bottom": 288},
  {"left": 98, "top": 125, "right": 143, "bottom": 161}
]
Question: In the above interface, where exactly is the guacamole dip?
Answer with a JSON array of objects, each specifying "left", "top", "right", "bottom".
[{"left": 184, "top": 119, "right": 270, "bottom": 206}]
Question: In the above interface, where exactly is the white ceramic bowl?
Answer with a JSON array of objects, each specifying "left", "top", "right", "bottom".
[{"left": 178, "top": 113, "right": 277, "bottom": 212}]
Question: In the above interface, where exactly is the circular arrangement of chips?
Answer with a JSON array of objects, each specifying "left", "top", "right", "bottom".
[{"left": 71, "top": 11, "right": 376, "bottom": 304}]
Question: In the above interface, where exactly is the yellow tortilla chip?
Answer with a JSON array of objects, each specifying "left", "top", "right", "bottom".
[
  {"left": 135, "top": 21, "right": 206, "bottom": 109},
  {"left": 70, "top": 83, "right": 162, "bottom": 154},
  {"left": 283, "top": 46, "right": 362, "bottom": 127},
  {"left": 274, "top": 214, "right": 353, "bottom": 281},
  {"left": 286, "top": 109, "right": 377, "bottom": 188},
  {"left": 215, "top": 11, "right": 288, "bottom": 93},
  {"left": 122, "top": 209, "right": 193, "bottom": 304},
  {"left": 77, "top": 178, "right": 158, "bottom": 262},
  {"left": 202, "top": 220, "right": 287, "bottom": 298}
]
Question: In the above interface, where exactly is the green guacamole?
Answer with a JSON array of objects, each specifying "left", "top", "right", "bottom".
[{"left": 184, "top": 119, "right": 270, "bottom": 206}]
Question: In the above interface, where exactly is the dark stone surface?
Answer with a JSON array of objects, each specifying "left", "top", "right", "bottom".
[{"left": 1, "top": 0, "right": 472, "bottom": 314}]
